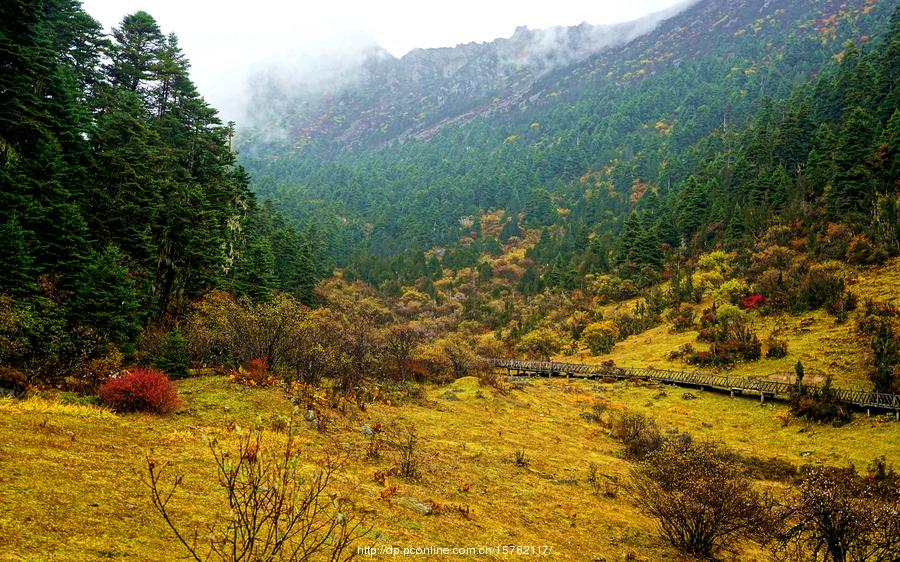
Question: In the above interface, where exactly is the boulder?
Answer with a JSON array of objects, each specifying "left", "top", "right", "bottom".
[{"left": 397, "top": 497, "right": 433, "bottom": 516}]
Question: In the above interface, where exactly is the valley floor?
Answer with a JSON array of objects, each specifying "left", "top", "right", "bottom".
[{"left": 2, "top": 375, "right": 899, "bottom": 560}]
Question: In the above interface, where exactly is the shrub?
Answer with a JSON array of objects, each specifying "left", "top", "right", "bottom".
[
  {"left": 0, "top": 366, "right": 29, "bottom": 397},
  {"left": 68, "top": 347, "right": 124, "bottom": 393},
  {"left": 740, "top": 294, "right": 765, "bottom": 310},
  {"left": 612, "top": 411, "right": 663, "bottom": 459},
  {"left": 229, "top": 358, "right": 278, "bottom": 387},
  {"left": 799, "top": 261, "right": 847, "bottom": 312},
  {"left": 715, "top": 278, "right": 750, "bottom": 305},
  {"left": 514, "top": 448, "right": 529, "bottom": 467},
  {"left": 666, "top": 343, "right": 695, "bottom": 361},
  {"left": 147, "top": 426, "right": 366, "bottom": 561},
  {"left": 387, "top": 425, "right": 420, "bottom": 479},
  {"left": 772, "top": 461, "right": 900, "bottom": 561},
  {"left": 590, "top": 275, "right": 640, "bottom": 303},
  {"left": 517, "top": 327, "right": 567, "bottom": 361},
  {"left": 631, "top": 440, "right": 771, "bottom": 559},
  {"left": 581, "top": 321, "right": 618, "bottom": 355},
  {"left": 789, "top": 376, "right": 850, "bottom": 425},
  {"left": 845, "top": 234, "right": 888, "bottom": 265},
  {"left": 870, "top": 318, "right": 899, "bottom": 394},
  {"left": 98, "top": 368, "right": 180, "bottom": 414},
  {"left": 765, "top": 338, "right": 788, "bottom": 359},
  {"left": 669, "top": 308, "right": 695, "bottom": 332}
]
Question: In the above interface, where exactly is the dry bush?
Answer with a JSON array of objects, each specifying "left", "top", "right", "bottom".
[
  {"left": 631, "top": 440, "right": 771, "bottom": 559},
  {"left": 514, "top": 448, "right": 529, "bottom": 468},
  {"left": 383, "top": 425, "right": 421, "bottom": 480},
  {"left": 184, "top": 290, "right": 308, "bottom": 373},
  {"left": 611, "top": 411, "right": 663, "bottom": 459},
  {"left": 772, "top": 459, "right": 900, "bottom": 562},
  {"left": 766, "top": 338, "right": 789, "bottom": 359},
  {"left": 146, "top": 425, "right": 367, "bottom": 561}
]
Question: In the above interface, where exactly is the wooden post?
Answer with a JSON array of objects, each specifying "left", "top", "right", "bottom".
[{"left": 760, "top": 393, "right": 765, "bottom": 404}]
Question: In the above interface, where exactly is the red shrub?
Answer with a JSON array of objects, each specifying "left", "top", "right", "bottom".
[
  {"left": 98, "top": 368, "right": 180, "bottom": 414},
  {"left": 740, "top": 294, "right": 765, "bottom": 310}
]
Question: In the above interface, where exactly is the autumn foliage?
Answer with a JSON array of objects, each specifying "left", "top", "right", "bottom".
[{"left": 98, "top": 368, "right": 180, "bottom": 414}]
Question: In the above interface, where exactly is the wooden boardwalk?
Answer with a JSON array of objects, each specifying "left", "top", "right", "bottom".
[{"left": 490, "top": 358, "right": 900, "bottom": 415}]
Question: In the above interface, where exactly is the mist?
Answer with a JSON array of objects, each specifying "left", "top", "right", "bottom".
[{"left": 220, "top": 0, "right": 701, "bottom": 148}]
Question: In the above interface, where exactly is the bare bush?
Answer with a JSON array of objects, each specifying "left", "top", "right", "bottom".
[
  {"left": 630, "top": 440, "right": 771, "bottom": 559},
  {"left": 384, "top": 425, "right": 420, "bottom": 479},
  {"left": 146, "top": 423, "right": 367, "bottom": 561},
  {"left": 184, "top": 290, "right": 308, "bottom": 373},
  {"left": 514, "top": 448, "right": 529, "bottom": 468},
  {"left": 771, "top": 458, "right": 900, "bottom": 562}
]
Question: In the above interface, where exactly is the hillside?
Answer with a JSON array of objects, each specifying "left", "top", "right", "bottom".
[{"left": 3, "top": 375, "right": 899, "bottom": 560}]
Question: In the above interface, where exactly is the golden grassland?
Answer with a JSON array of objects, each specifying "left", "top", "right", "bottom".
[{"left": 2, "top": 374, "right": 899, "bottom": 561}]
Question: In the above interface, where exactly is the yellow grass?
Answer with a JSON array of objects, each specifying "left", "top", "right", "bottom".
[
  {"left": 0, "top": 396, "right": 117, "bottom": 420},
  {"left": 2, "top": 375, "right": 899, "bottom": 561}
]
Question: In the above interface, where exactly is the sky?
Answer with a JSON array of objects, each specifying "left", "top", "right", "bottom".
[{"left": 80, "top": 0, "right": 686, "bottom": 119}]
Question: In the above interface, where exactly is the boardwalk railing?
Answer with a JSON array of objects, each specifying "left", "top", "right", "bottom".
[{"left": 489, "top": 358, "right": 900, "bottom": 413}]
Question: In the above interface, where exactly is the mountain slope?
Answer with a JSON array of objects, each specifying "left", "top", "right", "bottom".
[{"left": 238, "top": 0, "right": 893, "bottom": 267}]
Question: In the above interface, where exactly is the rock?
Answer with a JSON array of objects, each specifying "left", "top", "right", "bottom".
[
  {"left": 362, "top": 424, "right": 374, "bottom": 437},
  {"left": 552, "top": 478, "right": 578, "bottom": 485},
  {"left": 592, "top": 404, "right": 606, "bottom": 414},
  {"left": 305, "top": 409, "right": 317, "bottom": 421},
  {"left": 442, "top": 391, "right": 460, "bottom": 401},
  {"left": 682, "top": 393, "right": 697, "bottom": 400},
  {"left": 450, "top": 387, "right": 465, "bottom": 393},
  {"left": 397, "top": 497, "right": 433, "bottom": 516},
  {"left": 223, "top": 406, "right": 231, "bottom": 413},
  {"left": 800, "top": 451, "right": 813, "bottom": 458},
  {"left": 580, "top": 412, "right": 598, "bottom": 422}
]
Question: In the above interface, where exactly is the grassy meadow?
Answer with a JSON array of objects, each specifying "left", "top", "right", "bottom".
[{"left": 2, "top": 373, "right": 899, "bottom": 561}]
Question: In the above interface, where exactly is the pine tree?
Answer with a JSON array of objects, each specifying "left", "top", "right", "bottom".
[
  {"left": 71, "top": 245, "right": 141, "bottom": 348},
  {"left": 828, "top": 106, "right": 877, "bottom": 222},
  {"left": 0, "top": 218, "right": 36, "bottom": 296}
]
